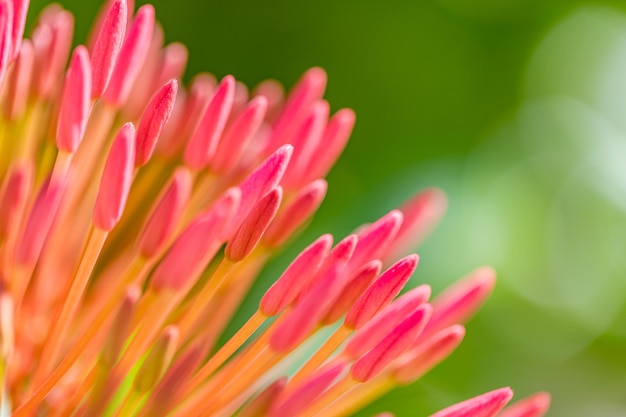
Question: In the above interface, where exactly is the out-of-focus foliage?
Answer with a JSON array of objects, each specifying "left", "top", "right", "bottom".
[{"left": 28, "top": 0, "right": 626, "bottom": 415}]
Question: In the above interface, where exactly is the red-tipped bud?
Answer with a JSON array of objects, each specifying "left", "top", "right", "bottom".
[
  {"left": 0, "top": 1, "right": 14, "bottom": 83},
  {"left": 9, "top": 0, "right": 29, "bottom": 61},
  {"left": 345, "top": 254, "right": 419, "bottom": 330},
  {"left": 184, "top": 75, "right": 236, "bottom": 170},
  {"left": 155, "top": 42, "right": 188, "bottom": 88},
  {"left": 266, "top": 67, "right": 327, "bottom": 153},
  {"left": 386, "top": 188, "right": 448, "bottom": 262},
  {"left": 150, "top": 188, "right": 240, "bottom": 292},
  {"left": 138, "top": 168, "right": 193, "bottom": 258},
  {"left": 345, "top": 285, "right": 431, "bottom": 359},
  {"left": 104, "top": 4, "right": 155, "bottom": 106},
  {"left": 350, "top": 210, "right": 403, "bottom": 270},
  {"left": 303, "top": 108, "right": 356, "bottom": 184},
  {"left": 260, "top": 234, "right": 333, "bottom": 316},
  {"left": 393, "top": 325, "right": 465, "bottom": 384},
  {"left": 211, "top": 95, "right": 268, "bottom": 174},
  {"left": 56, "top": 46, "right": 92, "bottom": 153},
  {"left": 263, "top": 179, "right": 327, "bottom": 247},
  {"left": 135, "top": 79, "right": 179, "bottom": 167},
  {"left": 351, "top": 304, "right": 432, "bottom": 382},
  {"left": 225, "top": 187, "right": 282, "bottom": 262},
  {"left": 322, "top": 259, "right": 382, "bottom": 325},
  {"left": 3, "top": 38, "right": 32, "bottom": 121},
  {"left": 428, "top": 388, "right": 514, "bottom": 417},
  {"left": 15, "top": 176, "right": 66, "bottom": 267},
  {"left": 281, "top": 100, "right": 329, "bottom": 189},
  {"left": 498, "top": 392, "right": 551, "bottom": 417},
  {"left": 230, "top": 144, "right": 293, "bottom": 235},
  {"left": 269, "top": 264, "right": 348, "bottom": 353},
  {"left": 238, "top": 378, "right": 287, "bottom": 417},
  {"left": 421, "top": 266, "right": 496, "bottom": 340},
  {"left": 136, "top": 326, "right": 179, "bottom": 393},
  {"left": 269, "top": 363, "right": 346, "bottom": 417},
  {"left": 101, "top": 285, "right": 141, "bottom": 368},
  {"left": 93, "top": 123, "right": 136, "bottom": 231},
  {"left": 91, "top": 0, "right": 127, "bottom": 98},
  {"left": 0, "top": 162, "right": 32, "bottom": 239}
]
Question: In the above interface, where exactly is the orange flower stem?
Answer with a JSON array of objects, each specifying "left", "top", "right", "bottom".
[
  {"left": 175, "top": 258, "right": 235, "bottom": 339},
  {"left": 299, "top": 374, "right": 358, "bottom": 417},
  {"left": 314, "top": 375, "right": 394, "bottom": 417},
  {"left": 31, "top": 226, "right": 108, "bottom": 389},
  {"left": 288, "top": 324, "right": 352, "bottom": 387},
  {"left": 20, "top": 257, "right": 149, "bottom": 413},
  {"left": 188, "top": 310, "right": 267, "bottom": 393}
]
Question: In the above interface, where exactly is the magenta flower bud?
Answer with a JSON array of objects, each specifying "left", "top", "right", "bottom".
[
  {"left": 91, "top": 0, "right": 127, "bottom": 98},
  {"left": 3, "top": 38, "right": 33, "bottom": 121},
  {"left": 9, "top": 0, "right": 29, "bottom": 61},
  {"left": 0, "top": 0, "right": 14, "bottom": 83},
  {"left": 421, "top": 266, "right": 496, "bottom": 340},
  {"left": 345, "top": 254, "right": 419, "bottom": 330},
  {"left": 56, "top": 46, "right": 92, "bottom": 153},
  {"left": 135, "top": 79, "right": 179, "bottom": 167},
  {"left": 498, "top": 392, "right": 551, "bottom": 417},
  {"left": 35, "top": 9, "right": 74, "bottom": 99},
  {"left": 104, "top": 4, "right": 155, "bottom": 107},
  {"left": 345, "top": 284, "right": 431, "bottom": 359},
  {"left": 263, "top": 179, "right": 327, "bottom": 247},
  {"left": 393, "top": 324, "right": 465, "bottom": 384},
  {"left": 350, "top": 210, "right": 403, "bottom": 269},
  {"left": 184, "top": 75, "right": 236, "bottom": 170},
  {"left": 302, "top": 108, "right": 355, "bottom": 184},
  {"left": 211, "top": 95, "right": 268, "bottom": 174},
  {"left": 93, "top": 123, "right": 136, "bottom": 231},
  {"left": 225, "top": 187, "right": 282, "bottom": 262},
  {"left": 149, "top": 188, "right": 240, "bottom": 292},
  {"left": 260, "top": 234, "right": 333, "bottom": 316},
  {"left": 350, "top": 304, "right": 432, "bottom": 382},
  {"left": 428, "top": 387, "right": 514, "bottom": 417}
]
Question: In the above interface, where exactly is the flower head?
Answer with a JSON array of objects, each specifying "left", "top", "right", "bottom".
[{"left": 0, "top": 1, "right": 551, "bottom": 416}]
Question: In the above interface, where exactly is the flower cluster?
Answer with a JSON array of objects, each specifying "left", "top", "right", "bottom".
[{"left": 0, "top": 0, "right": 550, "bottom": 416}]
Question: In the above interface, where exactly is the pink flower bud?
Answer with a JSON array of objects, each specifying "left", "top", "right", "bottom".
[
  {"left": 184, "top": 75, "right": 236, "bottom": 170},
  {"left": 91, "top": 0, "right": 127, "bottom": 98},
  {"left": 393, "top": 325, "right": 465, "bottom": 384},
  {"left": 225, "top": 187, "right": 282, "bottom": 262},
  {"left": 302, "top": 108, "right": 355, "bottom": 184},
  {"left": 9, "top": 0, "right": 29, "bottom": 61},
  {"left": 269, "top": 264, "right": 348, "bottom": 353},
  {"left": 134, "top": 79, "right": 179, "bottom": 167},
  {"left": 345, "top": 285, "right": 431, "bottom": 359},
  {"left": 498, "top": 392, "right": 551, "bottom": 417},
  {"left": 0, "top": 162, "right": 32, "bottom": 239},
  {"left": 56, "top": 46, "right": 92, "bottom": 153},
  {"left": 260, "top": 234, "right": 333, "bottom": 316},
  {"left": 104, "top": 4, "right": 155, "bottom": 107},
  {"left": 149, "top": 188, "right": 240, "bottom": 292},
  {"left": 322, "top": 259, "right": 382, "bottom": 325},
  {"left": 263, "top": 179, "right": 327, "bottom": 247},
  {"left": 421, "top": 266, "right": 496, "bottom": 340},
  {"left": 345, "top": 254, "right": 419, "bottom": 330},
  {"left": 351, "top": 304, "right": 432, "bottom": 382},
  {"left": 265, "top": 67, "right": 327, "bottom": 153},
  {"left": 0, "top": 0, "right": 14, "bottom": 83},
  {"left": 350, "top": 210, "right": 403, "bottom": 270},
  {"left": 211, "top": 95, "right": 268, "bottom": 174},
  {"left": 93, "top": 123, "right": 136, "bottom": 231},
  {"left": 428, "top": 387, "right": 513, "bottom": 417},
  {"left": 3, "top": 39, "right": 33, "bottom": 120}
]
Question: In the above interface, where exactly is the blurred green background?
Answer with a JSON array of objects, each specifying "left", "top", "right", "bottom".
[{"left": 28, "top": 0, "right": 626, "bottom": 415}]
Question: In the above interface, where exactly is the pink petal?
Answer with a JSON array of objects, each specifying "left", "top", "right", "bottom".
[
  {"left": 497, "top": 392, "right": 551, "bottom": 417},
  {"left": 91, "top": 0, "right": 127, "bottom": 98},
  {"left": 428, "top": 388, "right": 514, "bottom": 417}
]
